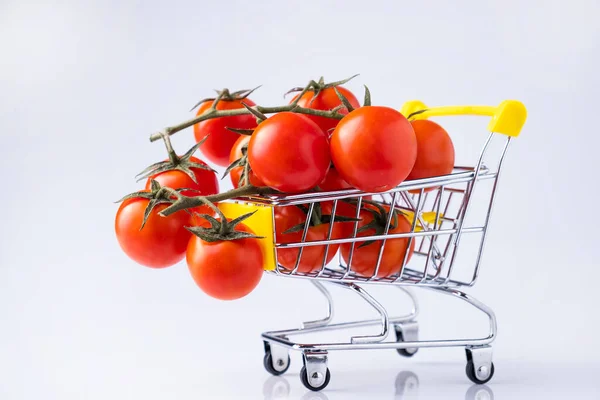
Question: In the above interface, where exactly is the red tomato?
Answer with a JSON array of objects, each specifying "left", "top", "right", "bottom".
[
  {"left": 320, "top": 200, "right": 361, "bottom": 239},
  {"left": 274, "top": 206, "right": 341, "bottom": 273},
  {"left": 407, "top": 120, "right": 455, "bottom": 180},
  {"left": 228, "top": 135, "right": 265, "bottom": 188},
  {"left": 115, "top": 195, "right": 192, "bottom": 268},
  {"left": 340, "top": 206, "right": 415, "bottom": 278},
  {"left": 331, "top": 107, "right": 417, "bottom": 192},
  {"left": 193, "top": 98, "right": 258, "bottom": 167},
  {"left": 292, "top": 86, "right": 361, "bottom": 135},
  {"left": 248, "top": 112, "right": 331, "bottom": 193},
  {"left": 145, "top": 156, "right": 219, "bottom": 216},
  {"left": 319, "top": 167, "right": 352, "bottom": 191},
  {"left": 186, "top": 222, "right": 263, "bottom": 300},
  {"left": 312, "top": 222, "right": 345, "bottom": 265}
]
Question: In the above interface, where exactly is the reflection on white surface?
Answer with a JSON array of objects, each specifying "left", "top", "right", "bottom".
[
  {"left": 263, "top": 370, "right": 494, "bottom": 400},
  {"left": 299, "top": 391, "right": 330, "bottom": 400},
  {"left": 465, "top": 384, "right": 494, "bottom": 400},
  {"left": 263, "top": 376, "right": 292, "bottom": 400},
  {"left": 394, "top": 371, "right": 419, "bottom": 400}
]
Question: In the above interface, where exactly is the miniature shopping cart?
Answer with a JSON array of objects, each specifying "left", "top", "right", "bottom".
[{"left": 219, "top": 100, "right": 527, "bottom": 391}]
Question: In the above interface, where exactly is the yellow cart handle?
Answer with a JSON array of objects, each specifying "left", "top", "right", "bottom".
[{"left": 400, "top": 100, "right": 527, "bottom": 137}]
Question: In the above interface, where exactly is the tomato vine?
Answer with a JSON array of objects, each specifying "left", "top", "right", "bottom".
[
  {"left": 121, "top": 75, "right": 372, "bottom": 228},
  {"left": 149, "top": 75, "right": 367, "bottom": 142}
]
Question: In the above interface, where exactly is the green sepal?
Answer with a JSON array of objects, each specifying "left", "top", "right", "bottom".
[
  {"left": 333, "top": 87, "right": 355, "bottom": 113},
  {"left": 189, "top": 86, "right": 262, "bottom": 112},
  {"left": 187, "top": 211, "right": 264, "bottom": 242},
  {"left": 363, "top": 85, "right": 371, "bottom": 107},
  {"left": 135, "top": 139, "right": 214, "bottom": 184}
]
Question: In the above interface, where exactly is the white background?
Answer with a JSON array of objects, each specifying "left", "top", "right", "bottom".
[{"left": 1, "top": 0, "right": 599, "bottom": 399}]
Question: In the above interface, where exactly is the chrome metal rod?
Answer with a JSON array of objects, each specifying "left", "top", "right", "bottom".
[
  {"left": 372, "top": 191, "right": 400, "bottom": 278},
  {"left": 291, "top": 202, "right": 314, "bottom": 275},
  {"left": 301, "top": 281, "right": 334, "bottom": 329},
  {"left": 317, "top": 199, "right": 338, "bottom": 278},
  {"left": 426, "top": 286, "right": 497, "bottom": 340},
  {"left": 261, "top": 332, "right": 494, "bottom": 352},
  {"left": 401, "top": 191, "right": 443, "bottom": 262},
  {"left": 265, "top": 268, "right": 472, "bottom": 287},
  {"left": 397, "top": 286, "right": 419, "bottom": 320},
  {"left": 469, "top": 137, "right": 512, "bottom": 285},
  {"left": 334, "top": 282, "right": 390, "bottom": 344},
  {"left": 245, "top": 169, "right": 496, "bottom": 206},
  {"left": 444, "top": 132, "right": 495, "bottom": 283},
  {"left": 262, "top": 286, "right": 496, "bottom": 352},
  {"left": 423, "top": 186, "right": 446, "bottom": 281},
  {"left": 396, "top": 189, "right": 424, "bottom": 281},
  {"left": 342, "top": 195, "right": 364, "bottom": 279},
  {"left": 454, "top": 132, "right": 494, "bottom": 247},
  {"left": 266, "top": 314, "right": 416, "bottom": 336},
  {"left": 276, "top": 226, "right": 485, "bottom": 248}
]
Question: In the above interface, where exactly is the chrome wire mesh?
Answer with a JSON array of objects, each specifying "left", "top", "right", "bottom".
[{"left": 241, "top": 133, "right": 511, "bottom": 288}]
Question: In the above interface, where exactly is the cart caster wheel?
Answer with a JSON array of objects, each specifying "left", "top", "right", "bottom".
[
  {"left": 394, "top": 322, "right": 419, "bottom": 357},
  {"left": 300, "top": 366, "right": 331, "bottom": 392},
  {"left": 263, "top": 341, "right": 290, "bottom": 376},
  {"left": 263, "top": 352, "right": 290, "bottom": 376},
  {"left": 465, "top": 346, "right": 494, "bottom": 384},
  {"left": 466, "top": 360, "right": 495, "bottom": 384}
]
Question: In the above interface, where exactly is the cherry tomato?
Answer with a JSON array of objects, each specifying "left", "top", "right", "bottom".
[
  {"left": 292, "top": 86, "right": 361, "bottom": 135},
  {"left": 274, "top": 206, "right": 341, "bottom": 273},
  {"left": 311, "top": 222, "right": 345, "bottom": 265},
  {"left": 320, "top": 196, "right": 376, "bottom": 239},
  {"left": 340, "top": 205, "right": 415, "bottom": 278},
  {"left": 186, "top": 222, "right": 263, "bottom": 300},
  {"left": 330, "top": 106, "right": 417, "bottom": 192},
  {"left": 228, "top": 135, "right": 265, "bottom": 188},
  {"left": 193, "top": 98, "right": 258, "bottom": 167},
  {"left": 145, "top": 156, "right": 219, "bottom": 216},
  {"left": 320, "top": 200, "right": 361, "bottom": 239},
  {"left": 407, "top": 120, "right": 455, "bottom": 180},
  {"left": 248, "top": 112, "right": 330, "bottom": 193},
  {"left": 319, "top": 167, "right": 352, "bottom": 191},
  {"left": 115, "top": 195, "right": 192, "bottom": 268}
]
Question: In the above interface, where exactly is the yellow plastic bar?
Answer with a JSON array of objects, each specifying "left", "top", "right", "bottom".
[
  {"left": 218, "top": 202, "right": 447, "bottom": 271},
  {"left": 218, "top": 202, "right": 277, "bottom": 271},
  {"left": 403, "top": 210, "right": 443, "bottom": 231},
  {"left": 400, "top": 100, "right": 527, "bottom": 137}
]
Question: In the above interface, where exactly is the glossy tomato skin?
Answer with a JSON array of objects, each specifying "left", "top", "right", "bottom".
[
  {"left": 312, "top": 222, "right": 344, "bottom": 265},
  {"left": 331, "top": 106, "right": 417, "bottom": 193},
  {"left": 186, "top": 222, "right": 263, "bottom": 300},
  {"left": 193, "top": 98, "right": 258, "bottom": 167},
  {"left": 115, "top": 196, "right": 192, "bottom": 268},
  {"left": 319, "top": 167, "right": 352, "bottom": 191},
  {"left": 145, "top": 156, "right": 219, "bottom": 216},
  {"left": 292, "top": 86, "right": 361, "bottom": 135},
  {"left": 407, "top": 120, "right": 455, "bottom": 180},
  {"left": 248, "top": 112, "right": 331, "bottom": 193},
  {"left": 340, "top": 206, "right": 415, "bottom": 278},
  {"left": 274, "top": 206, "right": 340, "bottom": 273},
  {"left": 228, "top": 135, "right": 265, "bottom": 188},
  {"left": 320, "top": 200, "right": 361, "bottom": 240}
]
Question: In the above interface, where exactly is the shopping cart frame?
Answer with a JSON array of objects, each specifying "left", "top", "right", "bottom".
[{"left": 220, "top": 100, "right": 526, "bottom": 391}]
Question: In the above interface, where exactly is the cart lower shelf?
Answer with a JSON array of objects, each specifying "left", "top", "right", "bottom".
[{"left": 261, "top": 283, "right": 496, "bottom": 391}]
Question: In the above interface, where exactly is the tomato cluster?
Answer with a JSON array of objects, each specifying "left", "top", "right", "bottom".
[
  {"left": 272, "top": 200, "right": 416, "bottom": 278},
  {"left": 115, "top": 76, "right": 457, "bottom": 299},
  {"left": 236, "top": 89, "right": 453, "bottom": 195},
  {"left": 114, "top": 149, "right": 264, "bottom": 301}
]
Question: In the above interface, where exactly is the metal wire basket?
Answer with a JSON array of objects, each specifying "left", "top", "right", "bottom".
[{"left": 218, "top": 100, "right": 527, "bottom": 391}]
